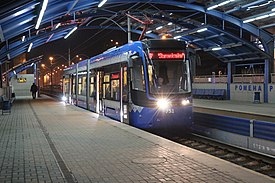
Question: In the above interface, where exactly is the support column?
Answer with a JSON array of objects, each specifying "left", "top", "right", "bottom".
[
  {"left": 264, "top": 59, "right": 269, "bottom": 103},
  {"left": 0, "top": 64, "right": 2, "bottom": 88},
  {"left": 75, "top": 63, "right": 79, "bottom": 106},
  {"left": 227, "top": 62, "right": 231, "bottom": 100},
  {"left": 86, "top": 60, "right": 90, "bottom": 110},
  {"left": 127, "top": 11, "right": 131, "bottom": 43}
]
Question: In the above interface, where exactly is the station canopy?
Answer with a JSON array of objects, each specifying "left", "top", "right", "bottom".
[{"left": 0, "top": 0, "right": 274, "bottom": 66}]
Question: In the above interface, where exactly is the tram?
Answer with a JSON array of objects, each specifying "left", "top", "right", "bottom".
[{"left": 63, "top": 39, "right": 192, "bottom": 131}]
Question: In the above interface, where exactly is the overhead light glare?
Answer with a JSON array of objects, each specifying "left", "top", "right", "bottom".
[
  {"left": 174, "top": 36, "right": 181, "bottom": 39},
  {"left": 98, "top": 0, "right": 107, "bottom": 8},
  {"left": 22, "top": 36, "right": 25, "bottom": 42},
  {"left": 35, "top": 0, "right": 48, "bottom": 29},
  {"left": 212, "top": 47, "right": 222, "bottom": 51},
  {"left": 7, "top": 53, "right": 11, "bottom": 60},
  {"left": 27, "top": 43, "right": 33, "bottom": 52},
  {"left": 207, "top": 0, "right": 235, "bottom": 10},
  {"left": 31, "top": 63, "right": 34, "bottom": 66},
  {"left": 167, "top": 22, "right": 173, "bottom": 26},
  {"left": 146, "top": 30, "right": 152, "bottom": 34},
  {"left": 64, "top": 27, "right": 78, "bottom": 39},
  {"left": 243, "top": 18, "right": 255, "bottom": 23},
  {"left": 272, "top": 8, "right": 275, "bottom": 11},
  {"left": 196, "top": 28, "right": 208, "bottom": 33},
  {"left": 55, "top": 23, "right": 61, "bottom": 29},
  {"left": 13, "top": 71, "right": 16, "bottom": 75},
  {"left": 255, "top": 14, "right": 269, "bottom": 20},
  {"left": 156, "top": 26, "right": 163, "bottom": 30},
  {"left": 243, "top": 10, "right": 275, "bottom": 23}
]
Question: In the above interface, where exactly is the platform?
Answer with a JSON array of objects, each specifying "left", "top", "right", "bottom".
[
  {"left": 194, "top": 99, "right": 275, "bottom": 122},
  {"left": 0, "top": 96, "right": 274, "bottom": 183}
]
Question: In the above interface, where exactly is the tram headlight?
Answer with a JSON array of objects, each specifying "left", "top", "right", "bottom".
[
  {"left": 181, "top": 99, "right": 190, "bottom": 106},
  {"left": 157, "top": 98, "right": 170, "bottom": 110},
  {"left": 61, "top": 96, "right": 67, "bottom": 102}
]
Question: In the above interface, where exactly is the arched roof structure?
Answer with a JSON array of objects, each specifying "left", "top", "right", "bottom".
[{"left": 0, "top": 0, "right": 274, "bottom": 67}]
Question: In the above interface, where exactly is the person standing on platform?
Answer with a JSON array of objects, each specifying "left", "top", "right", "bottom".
[{"left": 30, "top": 83, "right": 38, "bottom": 99}]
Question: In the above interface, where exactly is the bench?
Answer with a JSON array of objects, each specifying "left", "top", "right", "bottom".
[{"left": 0, "top": 96, "right": 12, "bottom": 114}]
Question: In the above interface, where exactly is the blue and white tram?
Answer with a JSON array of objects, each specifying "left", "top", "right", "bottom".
[{"left": 63, "top": 39, "right": 192, "bottom": 131}]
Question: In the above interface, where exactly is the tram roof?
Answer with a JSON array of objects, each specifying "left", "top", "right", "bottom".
[{"left": 0, "top": 0, "right": 274, "bottom": 67}]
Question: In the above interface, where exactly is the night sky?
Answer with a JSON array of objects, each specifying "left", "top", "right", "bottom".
[{"left": 27, "top": 29, "right": 140, "bottom": 66}]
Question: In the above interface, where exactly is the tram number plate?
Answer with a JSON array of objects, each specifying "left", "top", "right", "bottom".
[{"left": 165, "top": 109, "right": 174, "bottom": 114}]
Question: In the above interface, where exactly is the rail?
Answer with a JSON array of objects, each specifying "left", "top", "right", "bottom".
[
  {"left": 193, "top": 75, "right": 227, "bottom": 83},
  {"left": 232, "top": 74, "right": 264, "bottom": 83}
]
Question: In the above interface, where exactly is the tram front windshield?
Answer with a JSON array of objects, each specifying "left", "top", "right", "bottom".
[{"left": 147, "top": 53, "right": 191, "bottom": 94}]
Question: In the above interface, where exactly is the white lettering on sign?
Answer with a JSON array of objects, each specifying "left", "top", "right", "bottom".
[{"left": 234, "top": 84, "right": 262, "bottom": 91}]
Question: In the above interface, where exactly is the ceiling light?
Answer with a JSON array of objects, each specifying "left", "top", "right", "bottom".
[
  {"left": 55, "top": 23, "right": 61, "bottom": 29},
  {"left": 167, "top": 22, "right": 173, "bottom": 26},
  {"left": 146, "top": 30, "right": 152, "bottom": 34},
  {"left": 207, "top": 0, "right": 236, "bottom": 10},
  {"left": 22, "top": 36, "right": 25, "bottom": 42},
  {"left": 196, "top": 28, "right": 208, "bottom": 33},
  {"left": 156, "top": 26, "right": 163, "bottom": 30},
  {"left": 27, "top": 43, "right": 33, "bottom": 52},
  {"left": 174, "top": 36, "right": 181, "bottom": 39},
  {"left": 98, "top": 0, "right": 107, "bottom": 8},
  {"left": 64, "top": 27, "right": 78, "bottom": 39},
  {"left": 212, "top": 47, "right": 222, "bottom": 51},
  {"left": 35, "top": 0, "right": 48, "bottom": 29}
]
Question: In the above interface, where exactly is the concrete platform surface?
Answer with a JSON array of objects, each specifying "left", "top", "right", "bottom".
[{"left": 0, "top": 97, "right": 274, "bottom": 183}]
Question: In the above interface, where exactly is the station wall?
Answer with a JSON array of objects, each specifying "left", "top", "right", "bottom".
[
  {"left": 193, "top": 83, "right": 275, "bottom": 103},
  {"left": 230, "top": 84, "right": 264, "bottom": 103},
  {"left": 268, "top": 84, "right": 275, "bottom": 103},
  {"left": 11, "top": 74, "right": 34, "bottom": 98}
]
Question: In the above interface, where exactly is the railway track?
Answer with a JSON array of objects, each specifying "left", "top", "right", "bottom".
[{"left": 165, "top": 133, "right": 275, "bottom": 178}]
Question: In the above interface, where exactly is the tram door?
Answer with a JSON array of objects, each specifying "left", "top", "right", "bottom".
[
  {"left": 121, "top": 65, "right": 129, "bottom": 124},
  {"left": 96, "top": 71, "right": 104, "bottom": 113}
]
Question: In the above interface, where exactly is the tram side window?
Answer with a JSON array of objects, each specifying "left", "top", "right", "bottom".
[
  {"left": 80, "top": 76, "right": 87, "bottom": 96},
  {"left": 111, "top": 73, "right": 120, "bottom": 101},
  {"left": 103, "top": 75, "right": 110, "bottom": 99},
  {"left": 122, "top": 67, "right": 128, "bottom": 102},
  {"left": 90, "top": 76, "right": 95, "bottom": 97},
  {"left": 78, "top": 77, "right": 82, "bottom": 95},
  {"left": 72, "top": 76, "right": 76, "bottom": 94},
  {"left": 131, "top": 59, "right": 145, "bottom": 91}
]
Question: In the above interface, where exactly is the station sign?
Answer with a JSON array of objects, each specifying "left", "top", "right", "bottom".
[{"left": 17, "top": 77, "right": 27, "bottom": 83}]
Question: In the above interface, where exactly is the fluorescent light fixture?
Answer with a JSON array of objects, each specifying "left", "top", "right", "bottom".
[
  {"left": 64, "top": 27, "right": 78, "bottom": 39},
  {"left": 196, "top": 28, "right": 208, "bottom": 33},
  {"left": 255, "top": 14, "right": 269, "bottom": 20},
  {"left": 167, "top": 22, "right": 173, "bottom": 26},
  {"left": 243, "top": 18, "right": 255, "bottom": 23},
  {"left": 174, "top": 36, "right": 181, "bottom": 39},
  {"left": 31, "top": 63, "right": 34, "bottom": 66},
  {"left": 13, "top": 71, "right": 16, "bottom": 75},
  {"left": 156, "top": 26, "right": 163, "bottom": 30},
  {"left": 212, "top": 47, "right": 222, "bottom": 51},
  {"left": 55, "top": 23, "right": 61, "bottom": 29},
  {"left": 146, "top": 30, "right": 152, "bottom": 34},
  {"left": 243, "top": 10, "right": 275, "bottom": 23},
  {"left": 22, "top": 36, "right": 25, "bottom": 42},
  {"left": 7, "top": 53, "right": 11, "bottom": 60},
  {"left": 27, "top": 43, "right": 33, "bottom": 52},
  {"left": 35, "top": 0, "right": 48, "bottom": 29},
  {"left": 98, "top": 0, "right": 107, "bottom": 7},
  {"left": 207, "top": 0, "right": 235, "bottom": 10}
]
